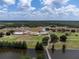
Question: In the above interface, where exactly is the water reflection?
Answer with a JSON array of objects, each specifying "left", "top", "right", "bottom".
[
  {"left": 0, "top": 48, "right": 47, "bottom": 59},
  {"left": 0, "top": 48, "right": 26, "bottom": 59}
]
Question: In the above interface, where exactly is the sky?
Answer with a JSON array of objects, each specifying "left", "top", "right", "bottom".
[{"left": 0, "top": 0, "right": 79, "bottom": 21}]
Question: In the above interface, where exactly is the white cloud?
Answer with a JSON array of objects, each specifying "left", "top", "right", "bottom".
[
  {"left": 1, "top": 0, "right": 79, "bottom": 20},
  {"left": 0, "top": 4, "right": 8, "bottom": 11},
  {"left": 41, "top": 6, "right": 55, "bottom": 14},
  {"left": 3, "top": 0, "right": 16, "bottom": 5},
  {"left": 55, "top": 4, "right": 79, "bottom": 16},
  {"left": 41, "top": 0, "right": 79, "bottom": 17},
  {"left": 17, "top": 0, "right": 35, "bottom": 11},
  {"left": 19, "top": 0, "right": 32, "bottom": 7},
  {"left": 42, "top": 0, "right": 69, "bottom": 5},
  {"left": 42, "top": 0, "right": 54, "bottom": 5},
  {"left": 55, "top": 0, "right": 69, "bottom": 4}
]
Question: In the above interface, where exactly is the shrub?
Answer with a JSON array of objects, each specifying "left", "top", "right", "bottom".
[
  {"left": 6, "top": 32, "right": 11, "bottom": 36},
  {"left": 65, "top": 33, "right": 69, "bottom": 36},
  {"left": 0, "top": 32, "right": 4, "bottom": 37},
  {"left": 50, "top": 34, "right": 58, "bottom": 43},
  {"left": 60, "top": 35, "right": 67, "bottom": 42},
  {"left": 75, "top": 34, "right": 78, "bottom": 36},
  {"left": 0, "top": 41, "right": 27, "bottom": 49},
  {"left": 71, "top": 29, "right": 76, "bottom": 32},
  {"left": 35, "top": 42, "right": 44, "bottom": 51},
  {"left": 42, "top": 37, "right": 49, "bottom": 46}
]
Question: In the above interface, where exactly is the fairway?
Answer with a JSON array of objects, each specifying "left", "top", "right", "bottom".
[
  {"left": 52, "top": 32, "right": 79, "bottom": 49},
  {"left": 0, "top": 35, "right": 45, "bottom": 48},
  {"left": 0, "top": 32, "right": 79, "bottom": 49}
]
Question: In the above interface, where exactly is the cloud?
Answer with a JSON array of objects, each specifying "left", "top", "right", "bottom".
[
  {"left": 42, "top": 0, "right": 54, "bottom": 5},
  {"left": 0, "top": 4, "right": 8, "bottom": 11},
  {"left": 0, "top": 0, "right": 79, "bottom": 20},
  {"left": 55, "top": 4, "right": 79, "bottom": 16},
  {"left": 3, "top": 0, "right": 16, "bottom": 5},
  {"left": 55, "top": 0, "right": 69, "bottom": 4},
  {"left": 41, "top": 0, "right": 79, "bottom": 17},
  {"left": 19, "top": 0, "right": 32, "bottom": 7},
  {"left": 17, "top": 0, "right": 36, "bottom": 11},
  {"left": 42, "top": 0, "right": 69, "bottom": 5}
]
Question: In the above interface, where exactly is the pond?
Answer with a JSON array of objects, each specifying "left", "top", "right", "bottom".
[
  {"left": 0, "top": 49, "right": 47, "bottom": 59},
  {"left": 0, "top": 48, "right": 79, "bottom": 59},
  {"left": 49, "top": 49, "right": 79, "bottom": 59}
]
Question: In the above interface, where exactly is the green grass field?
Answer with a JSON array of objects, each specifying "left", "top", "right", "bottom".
[
  {"left": 53, "top": 32, "right": 79, "bottom": 49},
  {"left": 0, "top": 32, "right": 79, "bottom": 49},
  {"left": 0, "top": 35, "right": 44, "bottom": 48}
]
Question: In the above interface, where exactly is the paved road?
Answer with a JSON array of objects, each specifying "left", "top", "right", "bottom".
[
  {"left": 49, "top": 49, "right": 79, "bottom": 59},
  {"left": 45, "top": 34, "right": 52, "bottom": 59}
]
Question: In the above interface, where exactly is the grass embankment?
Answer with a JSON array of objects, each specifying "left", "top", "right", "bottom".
[
  {"left": 0, "top": 35, "right": 44, "bottom": 48},
  {"left": 0, "top": 32, "right": 79, "bottom": 49}
]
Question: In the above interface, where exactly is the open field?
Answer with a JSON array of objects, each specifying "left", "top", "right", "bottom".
[
  {"left": 52, "top": 32, "right": 79, "bottom": 49},
  {"left": 0, "top": 35, "right": 45, "bottom": 48},
  {"left": 1, "top": 21, "right": 79, "bottom": 59},
  {"left": 0, "top": 31, "right": 79, "bottom": 49}
]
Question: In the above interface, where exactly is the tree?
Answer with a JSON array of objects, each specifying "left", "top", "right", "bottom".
[
  {"left": 60, "top": 35, "right": 67, "bottom": 42},
  {"left": 50, "top": 34, "right": 58, "bottom": 52},
  {"left": 50, "top": 34, "right": 58, "bottom": 43},
  {"left": 35, "top": 42, "right": 44, "bottom": 51},
  {"left": 22, "top": 41, "right": 27, "bottom": 49},
  {"left": 71, "top": 29, "right": 76, "bottom": 33},
  {"left": 0, "top": 32, "right": 4, "bottom": 37},
  {"left": 60, "top": 35, "right": 67, "bottom": 53},
  {"left": 6, "top": 32, "right": 11, "bottom": 36},
  {"left": 0, "top": 41, "right": 27, "bottom": 49},
  {"left": 65, "top": 33, "right": 69, "bottom": 36},
  {"left": 42, "top": 37, "right": 49, "bottom": 46}
]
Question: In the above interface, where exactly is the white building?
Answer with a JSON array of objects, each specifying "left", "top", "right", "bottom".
[
  {"left": 14, "top": 32, "right": 24, "bottom": 35},
  {"left": 39, "top": 32, "right": 48, "bottom": 35}
]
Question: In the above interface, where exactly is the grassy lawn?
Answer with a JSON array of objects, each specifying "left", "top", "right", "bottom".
[
  {"left": 0, "top": 32, "right": 79, "bottom": 49},
  {"left": 52, "top": 32, "right": 79, "bottom": 49},
  {"left": 0, "top": 35, "right": 44, "bottom": 48}
]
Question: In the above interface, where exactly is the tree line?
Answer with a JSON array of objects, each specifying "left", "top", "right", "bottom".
[
  {"left": 0, "top": 41, "right": 27, "bottom": 49},
  {"left": 42, "top": 34, "right": 67, "bottom": 53},
  {"left": 0, "top": 30, "right": 14, "bottom": 37}
]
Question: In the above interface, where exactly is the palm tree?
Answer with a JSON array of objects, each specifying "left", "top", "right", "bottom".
[
  {"left": 60, "top": 35, "right": 67, "bottom": 53},
  {"left": 50, "top": 34, "right": 58, "bottom": 53}
]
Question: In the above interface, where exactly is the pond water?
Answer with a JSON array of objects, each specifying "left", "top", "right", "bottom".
[
  {"left": 0, "top": 49, "right": 46, "bottom": 59},
  {"left": 49, "top": 49, "right": 79, "bottom": 59},
  {"left": 0, "top": 48, "right": 79, "bottom": 59}
]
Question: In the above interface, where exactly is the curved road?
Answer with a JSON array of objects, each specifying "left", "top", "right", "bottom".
[{"left": 45, "top": 34, "right": 79, "bottom": 59}]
